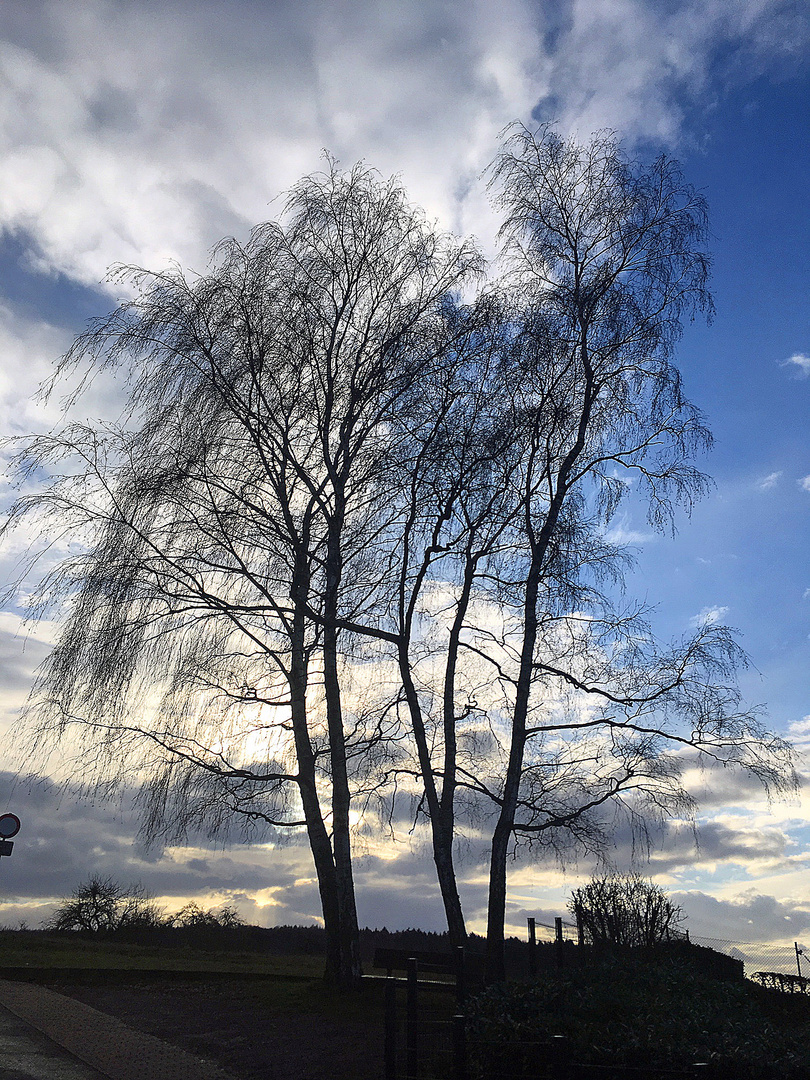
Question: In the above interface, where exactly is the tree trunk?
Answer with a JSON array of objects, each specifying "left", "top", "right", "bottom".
[
  {"left": 485, "top": 552, "right": 539, "bottom": 982},
  {"left": 398, "top": 641, "right": 467, "bottom": 946},
  {"left": 485, "top": 815, "right": 513, "bottom": 982},
  {"left": 289, "top": 655, "right": 347, "bottom": 985},
  {"left": 433, "top": 815, "right": 467, "bottom": 947},
  {"left": 323, "top": 516, "right": 362, "bottom": 986},
  {"left": 290, "top": 550, "right": 358, "bottom": 987}
]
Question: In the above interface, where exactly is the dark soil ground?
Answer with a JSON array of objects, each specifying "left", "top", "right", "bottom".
[{"left": 53, "top": 976, "right": 386, "bottom": 1080}]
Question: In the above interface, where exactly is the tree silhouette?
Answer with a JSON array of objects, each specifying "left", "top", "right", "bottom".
[
  {"left": 4, "top": 133, "right": 796, "bottom": 984},
  {"left": 6, "top": 160, "right": 480, "bottom": 986},
  {"left": 569, "top": 874, "right": 684, "bottom": 947}
]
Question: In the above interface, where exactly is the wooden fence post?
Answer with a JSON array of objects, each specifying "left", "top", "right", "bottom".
[
  {"left": 406, "top": 957, "right": 418, "bottom": 1079},
  {"left": 550, "top": 1034, "right": 570, "bottom": 1077}
]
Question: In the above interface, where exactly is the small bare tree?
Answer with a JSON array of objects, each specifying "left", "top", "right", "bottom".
[
  {"left": 569, "top": 874, "right": 684, "bottom": 947},
  {"left": 169, "top": 902, "right": 244, "bottom": 929},
  {"left": 45, "top": 876, "right": 165, "bottom": 932}
]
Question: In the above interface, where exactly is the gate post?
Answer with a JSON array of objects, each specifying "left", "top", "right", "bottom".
[{"left": 455, "top": 945, "right": 466, "bottom": 1009}]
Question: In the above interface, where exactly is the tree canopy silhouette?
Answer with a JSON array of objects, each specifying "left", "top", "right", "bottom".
[{"left": 4, "top": 131, "right": 796, "bottom": 985}]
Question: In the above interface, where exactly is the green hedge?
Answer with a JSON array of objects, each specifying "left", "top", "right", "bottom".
[{"left": 465, "top": 953, "right": 810, "bottom": 1079}]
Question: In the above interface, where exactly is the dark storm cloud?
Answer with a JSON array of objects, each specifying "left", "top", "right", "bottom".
[
  {"left": 0, "top": 773, "right": 491, "bottom": 930},
  {"left": 678, "top": 758, "right": 790, "bottom": 809},
  {"left": 648, "top": 818, "right": 793, "bottom": 872},
  {"left": 0, "top": 772, "right": 311, "bottom": 912},
  {"left": 585, "top": 812, "right": 797, "bottom": 877},
  {"left": 0, "top": 763, "right": 807, "bottom": 935}
]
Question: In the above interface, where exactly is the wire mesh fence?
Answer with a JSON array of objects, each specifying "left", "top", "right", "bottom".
[
  {"left": 530, "top": 918, "right": 580, "bottom": 944},
  {"left": 689, "top": 933, "right": 808, "bottom": 981},
  {"left": 373, "top": 924, "right": 810, "bottom": 1078},
  {"left": 528, "top": 913, "right": 808, "bottom": 982}
]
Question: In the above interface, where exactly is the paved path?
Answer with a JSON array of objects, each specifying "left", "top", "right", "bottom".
[{"left": 0, "top": 982, "right": 233, "bottom": 1080}]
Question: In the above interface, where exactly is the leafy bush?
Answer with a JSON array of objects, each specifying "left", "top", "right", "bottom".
[{"left": 466, "top": 953, "right": 810, "bottom": 1079}]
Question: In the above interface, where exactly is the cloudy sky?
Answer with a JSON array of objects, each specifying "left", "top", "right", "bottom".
[{"left": 0, "top": 0, "right": 809, "bottom": 951}]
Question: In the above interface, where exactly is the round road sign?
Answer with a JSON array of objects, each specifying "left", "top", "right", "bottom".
[{"left": 0, "top": 814, "right": 20, "bottom": 838}]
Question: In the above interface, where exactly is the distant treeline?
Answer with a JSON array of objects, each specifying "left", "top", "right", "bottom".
[
  {"left": 22, "top": 920, "right": 496, "bottom": 959},
  {"left": 10, "top": 920, "right": 743, "bottom": 984}
]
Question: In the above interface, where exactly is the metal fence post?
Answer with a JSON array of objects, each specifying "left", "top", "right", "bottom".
[
  {"left": 455, "top": 945, "right": 466, "bottom": 1009},
  {"left": 528, "top": 917, "right": 537, "bottom": 976},
  {"left": 555, "top": 916, "right": 564, "bottom": 971},
  {"left": 384, "top": 975, "right": 397, "bottom": 1080},
  {"left": 406, "top": 957, "right": 418, "bottom": 1079},
  {"left": 452, "top": 1013, "right": 467, "bottom": 1080}
]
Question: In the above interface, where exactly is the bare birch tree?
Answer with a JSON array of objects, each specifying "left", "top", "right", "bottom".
[
  {"left": 3, "top": 135, "right": 796, "bottom": 987},
  {"left": 4, "top": 160, "right": 481, "bottom": 987},
  {"left": 470, "top": 125, "right": 796, "bottom": 980}
]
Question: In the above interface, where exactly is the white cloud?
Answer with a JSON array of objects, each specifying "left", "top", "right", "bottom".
[
  {"left": 756, "top": 471, "right": 782, "bottom": 490},
  {"left": 0, "top": 304, "right": 69, "bottom": 438},
  {"left": 530, "top": 0, "right": 809, "bottom": 144},
  {"left": 603, "top": 514, "right": 655, "bottom": 546},
  {"left": 799, "top": 476, "right": 810, "bottom": 492},
  {"left": 604, "top": 526, "right": 655, "bottom": 546},
  {"left": 781, "top": 352, "right": 810, "bottom": 377},
  {"left": 0, "top": 0, "right": 548, "bottom": 283},
  {"left": 689, "top": 604, "right": 729, "bottom": 627},
  {"left": 0, "top": 0, "right": 804, "bottom": 288}
]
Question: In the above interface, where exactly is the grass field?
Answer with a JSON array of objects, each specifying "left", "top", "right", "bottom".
[{"left": 0, "top": 929, "right": 326, "bottom": 976}]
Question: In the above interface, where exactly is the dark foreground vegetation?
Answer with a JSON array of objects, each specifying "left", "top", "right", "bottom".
[
  {"left": 1, "top": 926, "right": 809, "bottom": 1078},
  {"left": 467, "top": 952, "right": 810, "bottom": 1080}
]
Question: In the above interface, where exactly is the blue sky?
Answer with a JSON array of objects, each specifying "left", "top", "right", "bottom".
[
  {"left": 632, "top": 65, "right": 810, "bottom": 726},
  {"left": 0, "top": 0, "right": 809, "bottom": 944}
]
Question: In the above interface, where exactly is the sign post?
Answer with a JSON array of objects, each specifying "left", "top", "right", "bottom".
[{"left": 0, "top": 814, "right": 21, "bottom": 858}]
